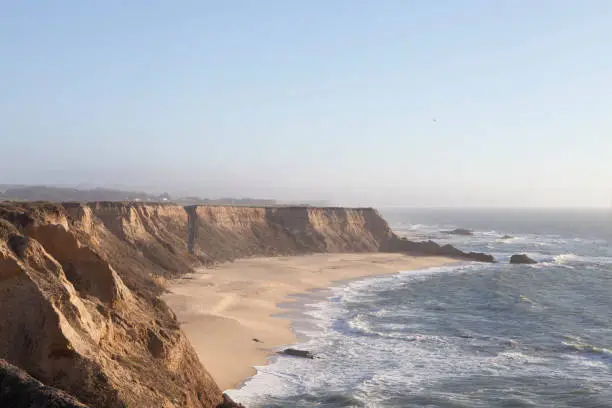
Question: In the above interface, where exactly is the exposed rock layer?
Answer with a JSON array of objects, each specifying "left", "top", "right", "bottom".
[{"left": 0, "top": 202, "right": 493, "bottom": 407}]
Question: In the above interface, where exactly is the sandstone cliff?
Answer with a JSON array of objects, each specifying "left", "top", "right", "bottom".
[
  {"left": 0, "top": 202, "right": 492, "bottom": 407},
  {"left": 0, "top": 203, "right": 223, "bottom": 408}
]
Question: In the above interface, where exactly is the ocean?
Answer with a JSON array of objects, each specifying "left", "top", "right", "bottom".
[{"left": 227, "top": 208, "right": 612, "bottom": 407}]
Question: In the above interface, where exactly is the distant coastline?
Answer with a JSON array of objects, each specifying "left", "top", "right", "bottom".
[{"left": 0, "top": 184, "right": 331, "bottom": 206}]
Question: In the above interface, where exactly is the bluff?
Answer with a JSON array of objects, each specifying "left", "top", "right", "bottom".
[{"left": 0, "top": 202, "right": 492, "bottom": 407}]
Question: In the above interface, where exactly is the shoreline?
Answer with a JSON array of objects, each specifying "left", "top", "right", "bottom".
[{"left": 162, "top": 253, "right": 457, "bottom": 391}]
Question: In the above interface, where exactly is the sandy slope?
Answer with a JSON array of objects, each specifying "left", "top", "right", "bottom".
[{"left": 163, "top": 253, "right": 456, "bottom": 390}]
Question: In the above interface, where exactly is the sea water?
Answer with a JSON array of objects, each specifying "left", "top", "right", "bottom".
[{"left": 227, "top": 208, "right": 612, "bottom": 407}]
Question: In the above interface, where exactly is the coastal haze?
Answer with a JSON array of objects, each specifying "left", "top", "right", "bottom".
[
  {"left": 2, "top": 2, "right": 611, "bottom": 208},
  {"left": 2, "top": 2, "right": 611, "bottom": 408}
]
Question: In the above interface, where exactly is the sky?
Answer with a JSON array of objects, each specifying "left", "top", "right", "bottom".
[{"left": 1, "top": 1, "right": 611, "bottom": 207}]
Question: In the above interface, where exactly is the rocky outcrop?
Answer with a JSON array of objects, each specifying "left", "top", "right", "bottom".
[
  {"left": 218, "top": 394, "right": 246, "bottom": 408},
  {"left": 0, "top": 358, "right": 89, "bottom": 408},
  {"left": 442, "top": 228, "right": 473, "bottom": 236},
  {"left": 279, "top": 349, "right": 315, "bottom": 359},
  {"left": 0, "top": 202, "right": 494, "bottom": 407},
  {"left": 510, "top": 254, "right": 537, "bottom": 264},
  {"left": 382, "top": 237, "right": 494, "bottom": 263}
]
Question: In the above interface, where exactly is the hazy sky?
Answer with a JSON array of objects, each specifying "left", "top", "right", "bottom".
[{"left": 1, "top": 1, "right": 611, "bottom": 207}]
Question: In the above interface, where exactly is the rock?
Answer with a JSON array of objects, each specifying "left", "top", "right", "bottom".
[
  {"left": 0, "top": 359, "right": 89, "bottom": 408},
  {"left": 509, "top": 254, "right": 537, "bottom": 264},
  {"left": 217, "top": 394, "right": 246, "bottom": 408},
  {"left": 279, "top": 348, "right": 314, "bottom": 359},
  {"left": 382, "top": 237, "right": 495, "bottom": 263},
  {"left": 505, "top": 339, "right": 520, "bottom": 347},
  {"left": 464, "top": 251, "right": 496, "bottom": 263},
  {"left": 500, "top": 235, "right": 513, "bottom": 240},
  {"left": 442, "top": 228, "right": 473, "bottom": 236},
  {"left": 252, "top": 338, "right": 263, "bottom": 343}
]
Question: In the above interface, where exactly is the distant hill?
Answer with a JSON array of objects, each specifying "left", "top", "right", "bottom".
[
  {"left": 0, "top": 186, "right": 169, "bottom": 203},
  {"left": 178, "top": 197, "right": 280, "bottom": 206},
  {"left": 0, "top": 185, "right": 320, "bottom": 207}
]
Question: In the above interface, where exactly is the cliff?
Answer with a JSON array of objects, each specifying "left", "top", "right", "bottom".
[{"left": 0, "top": 202, "right": 492, "bottom": 407}]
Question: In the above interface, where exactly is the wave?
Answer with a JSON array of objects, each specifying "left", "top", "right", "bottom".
[
  {"left": 495, "top": 250, "right": 612, "bottom": 268},
  {"left": 405, "top": 223, "right": 609, "bottom": 251},
  {"left": 562, "top": 340, "right": 612, "bottom": 356},
  {"left": 227, "top": 245, "right": 612, "bottom": 407},
  {"left": 405, "top": 223, "right": 443, "bottom": 231},
  {"left": 554, "top": 253, "right": 579, "bottom": 264},
  {"left": 519, "top": 295, "right": 536, "bottom": 304},
  {"left": 346, "top": 313, "right": 446, "bottom": 342},
  {"left": 536, "top": 253, "right": 612, "bottom": 267}
]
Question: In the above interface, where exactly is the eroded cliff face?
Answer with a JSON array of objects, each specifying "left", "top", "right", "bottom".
[
  {"left": 0, "top": 203, "right": 223, "bottom": 408},
  {"left": 0, "top": 202, "right": 491, "bottom": 408},
  {"left": 187, "top": 206, "right": 393, "bottom": 264}
]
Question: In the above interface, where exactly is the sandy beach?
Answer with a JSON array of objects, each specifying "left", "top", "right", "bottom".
[{"left": 162, "top": 253, "right": 456, "bottom": 391}]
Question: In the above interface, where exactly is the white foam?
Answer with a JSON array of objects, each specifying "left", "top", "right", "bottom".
[
  {"left": 537, "top": 253, "right": 612, "bottom": 267},
  {"left": 227, "top": 265, "right": 472, "bottom": 404},
  {"left": 554, "top": 253, "right": 579, "bottom": 264},
  {"left": 226, "top": 226, "right": 612, "bottom": 406}
]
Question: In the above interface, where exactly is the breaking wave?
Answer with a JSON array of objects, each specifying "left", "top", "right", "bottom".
[{"left": 228, "top": 212, "right": 612, "bottom": 407}]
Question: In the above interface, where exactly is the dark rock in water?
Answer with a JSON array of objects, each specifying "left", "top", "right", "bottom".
[
  {"left": 501, "top": 235, "right": 513, "bottom": 240},
  {"left": 382, "top": 237, "right": 495, "bottom": 263},
  {"left": 510, "top": 254, "right": 537, "bottom": 264},
  {"left": 464, "top": 251, "right": 496, "bottom": 263},
  {"left": 442, "top": 228, "right": 474, "bottom": 236},
  {"left": 217, "top": 393, "right": 246, "bottom": 408},
  {"left": 280, "top": 348, "right": 314, "bottom": 359},
  {"left": 0, "top": 359, "right": 89, "bottom": 407}
]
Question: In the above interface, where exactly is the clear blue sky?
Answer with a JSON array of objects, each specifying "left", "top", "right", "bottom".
[{"left": 1, "top": 1, "right": 611, "bottom": 207}]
